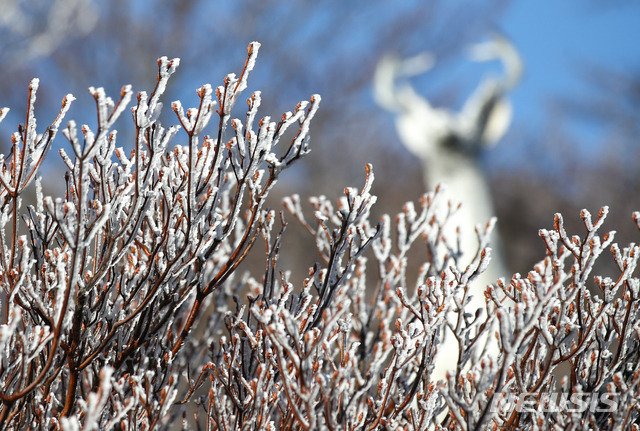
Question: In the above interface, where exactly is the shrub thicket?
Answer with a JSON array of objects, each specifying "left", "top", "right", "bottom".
[{"left": 0, "top": 43, "right": 638, "bottom": 430}]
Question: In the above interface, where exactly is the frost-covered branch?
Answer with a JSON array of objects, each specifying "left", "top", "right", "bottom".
[{"left": 0, "top": 43, "right": 638, "bottom": 431}]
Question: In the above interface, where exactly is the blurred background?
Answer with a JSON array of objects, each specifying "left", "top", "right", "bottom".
[{"left": 1, "top": 0, "right": 639, "bottom": 280}]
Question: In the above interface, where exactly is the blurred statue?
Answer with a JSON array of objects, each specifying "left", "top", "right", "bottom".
[
  {"left": 374, "top": 34, "right": 522, "bottom": 377},
  {"left": 374, "top": 33, "right": 521, "bottom": 285}
]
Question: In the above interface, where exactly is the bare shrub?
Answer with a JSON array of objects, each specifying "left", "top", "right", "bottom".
[{"left": 0, "top": 43, "right": 638, "bottom": 430}]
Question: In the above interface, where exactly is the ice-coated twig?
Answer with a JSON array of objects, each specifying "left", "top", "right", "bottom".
[{"left": 1, "top": 43, "right": 639, "bottom": 431}]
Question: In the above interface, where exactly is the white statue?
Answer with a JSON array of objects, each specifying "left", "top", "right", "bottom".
[{"left": 374, "top": 34, "right": 522, "bottom": 380}]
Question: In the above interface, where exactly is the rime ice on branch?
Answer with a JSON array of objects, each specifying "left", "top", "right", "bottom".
[
  {"left": 0, "top": 42, "right": 320, "bottom": 427},
  {"left": 0, "top": 42, "right": 638, "bottom": 431}
]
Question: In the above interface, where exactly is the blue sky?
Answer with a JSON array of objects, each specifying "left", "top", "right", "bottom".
[
  {"left": 502, "top": 1, "right": 640, "bottom": 140},
  {"left": 1, "top": 0, "right": 638, "bottom": 181}
]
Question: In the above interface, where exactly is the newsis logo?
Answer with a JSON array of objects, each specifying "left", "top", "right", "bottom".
[{"left": 490, "top": 392, "right": 619, "bottom": 414}]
